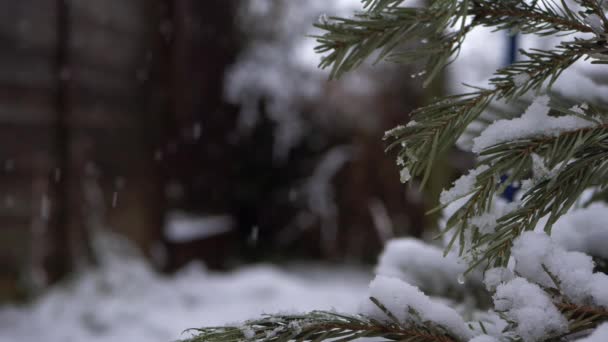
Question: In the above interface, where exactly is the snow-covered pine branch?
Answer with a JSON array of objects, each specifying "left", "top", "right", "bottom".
[{"left": 185, "top": 1, "right": 608, "bottom": 341}]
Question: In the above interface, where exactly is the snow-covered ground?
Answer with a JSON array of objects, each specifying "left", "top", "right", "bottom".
[{"left": 0, "top": 260, "right": 370, "bottom": 342}]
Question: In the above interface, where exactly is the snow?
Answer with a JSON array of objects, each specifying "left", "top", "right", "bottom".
[
  {"left": 551, "top": 203, "right": 608, "bottom": 259},
  {"left": 384, "top": 124, "right": 405, "bottom": 138},
  {"left": 584, "top": 14, "right": 605, "bottom": 36},
  {"left": 470, "top": 335, "right": 499, "bottom": 342},
  {"left": 512, "top": 72, "right": 530, "bottom": 87},
  {"left": 589, "top": 274, "right": 608, "bottom": 308},
  {"left": 0, "top": 260, "right": 370, "bottom": 342},
  {"left": 450, "top": 19, "right": 608, "bottom": 153},
  {"left": 361, "top": 275, "right": 475, "bottom": 340},
  {"left": 375, "top": 238, "right": 468, "bottom": 296},
  {"left": 575, "top": 323, "right": 608, "bottom": 342},
  {"left": 483, "top": 267, "right": 514, "bottom": 292},
  {"left": 493, "top": 277, "right": 568, "bottom": 342},
  {"left": 439, "top": 195, "right": 522, "bottom": 257},
  {"left": 164, "top": 211, "right": 234, "bottom": 243},
  {"left": 399, "top": 167, "right": 411, "bottom": 183},
  {"left": 470, "top": 311, "right": 509, "bottom": 339},
  {"left": 440, "top": 165, "right": 489, "bottom": 205},
  {"left": 531, "top": 153, "right": 553, "bottom": 180},
  {"left": 471, "top": 198, "right": 519, "bottom": 235},
  {"left": 472, "top": 96, "right": 596, "bottom": 153},
  {"left": 512, "top": 231, "right": 608, "bottom": 308}
]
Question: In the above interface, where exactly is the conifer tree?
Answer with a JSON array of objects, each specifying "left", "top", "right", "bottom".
[{"left": 184, "top": 1, "right": 608, "bottom": 341}]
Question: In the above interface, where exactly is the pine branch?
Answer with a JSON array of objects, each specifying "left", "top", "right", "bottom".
[
  {"left": 491, "top": 39, "right": 601, "bottom": 99},
  {"left": 471, "top": 0, "right": 592, "bottom": 35},
  {"left": 386, "top": 91, "right": 495, "bottom": 188},
  {"left": 314, "top": 0, "right": 599, "bottom": 81},
  {"left": 552, "top": 302, "right": 608, "bottom": 340},
  {"left": 319, "top": 1, "right": 604, "bottom": 181},
  {"left": 181, "top": 310, "right": 459, "bottom": 342},
  {"left": 361, "top": 0, "right": 407, "bottom": 13},
  {"left": 451, "top": 122, "right": 608, "bottom": 268},
  {"left": 313, "top": 1, "right": 466, "bottom": 82},
  {"left": 180, "top": 300, "right": 608, "bottom": 342},
  {"left": 385, "top": 38, "right": 600, "bottom": 190}
]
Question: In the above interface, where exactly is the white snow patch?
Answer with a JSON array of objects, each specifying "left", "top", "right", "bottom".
[
  {"left": 552, "top": 203, "right": 608, "bottom": 259},
  {"left": 0, "top": 261, "right": 370, "bottom": 342},
  {"left": 575, "top": 323, "right": 608, "bottom": 342},
  {"left": 440, "top": 165, "right": 489, "bottom": 205},
  {"left": 472, "top": 96, "right": 596, "bottom": 153},
  {"left": 470, "top": 198, "right": 518, "bottom": 235},
  {"left": 494, "top": 277, "right": 568, "bottom": 342},
  {"left": 399, "top": 167, "right": 411, "bottom": 183},
  {"left": 164, "top": 211, "right": 234, "bottom": 243},
  {"left": 361, "top": 275, "right": 475, "bottom": 340},
  {"left": 484, "top": 267, "right": 514, "bottom": 292},
  {"left": 375, "top": 238, "right": 469, "bottom": 296},
  {"left": 512, "top": 72, "right": 530, "bottom": 87},
  {"left": 512, "top": 232, "right": 608, "bottom": 308}
]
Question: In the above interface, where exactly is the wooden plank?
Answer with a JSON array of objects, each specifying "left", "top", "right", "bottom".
[
  {"left": 0, "top": 53, "right": 54, "bottom": 88},
  {"left": 69, "top": 26, "right": 143, "bottom": 69},
  {"left": 0, "top": 1, "right": 56, "bottom": 53},
  {"left": 69, "top": 0, "right": 147, "bottom": 36}
]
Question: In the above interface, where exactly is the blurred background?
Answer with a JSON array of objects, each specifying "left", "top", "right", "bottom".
[{"left": 0, "top": 0, "right": 506, "bottom": 341}]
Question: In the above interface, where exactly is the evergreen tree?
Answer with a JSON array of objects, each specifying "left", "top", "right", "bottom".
[{"left": 184, "top": 1, "right": 608, "bottom": 341}]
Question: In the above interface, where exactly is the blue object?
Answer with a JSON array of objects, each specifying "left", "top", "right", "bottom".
[
  {"left": 500, "top": 33, "right": 520, "bottom": 202},
  {"left": 507, "top": 34, "right": 518, "bottom": 65},
  {"left": 500, "top": 175, "right": 520, "bottom": 202}
]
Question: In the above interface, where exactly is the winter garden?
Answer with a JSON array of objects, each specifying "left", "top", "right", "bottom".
[{"left": 2, "top": 0, "right": 608, "bottom": 342}]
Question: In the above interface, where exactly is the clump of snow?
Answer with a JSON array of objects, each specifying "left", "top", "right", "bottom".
[
  {"left": 470, "top": 211, "right": 500, "bottom": 235},
  {"left": 589, "top": 274, "right": 608, "bottom": 308},
  {"left": 361, "top": 275, "right": 475, "bottom": 340},
  {"left": 375, "top": 239, "right": 469, "bottom": 296},
  {"left": 384, "top": 124, "right": 405, "bottom": 138},
  {"left": 440, "top": 165, "right": 490, "bottom": 205},
  {"left": 493, "top": 277, "right": 568, "bottom": 342},
  {"left": 399, "top": 167, "right": 411, "bottom": 183},
  {"left": 484, "top": 267, "right": 514, "bottom": 292},
  {"left": 470, "top": 197, "right": 519, "bottom": 235},
  {"left": 575, "top": 323, "right": 608, "bottom": 342},
  {"left": 531, "top": 153, "right": 551, "bottom": 180},
  {"left": 551, "top": 203, "right": 608, "bottom": 259},
  {"left": 512, "top": 231, "right": 608, "bottom": 307},
  {"left": 512, "top": 72, "right": 530, "bottom": 87},
  {"left": 472, "top": 96, "right": 596, "bottom": 154}
]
